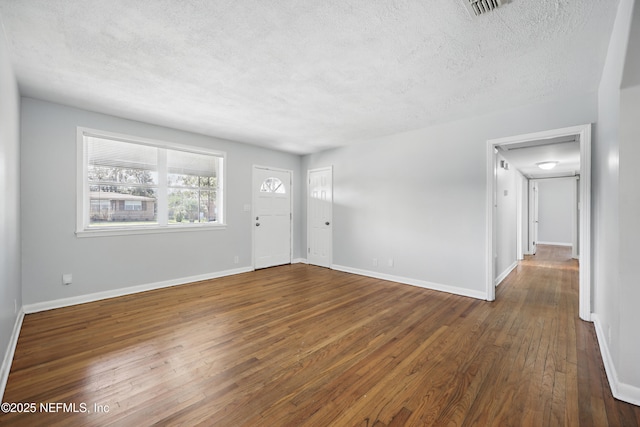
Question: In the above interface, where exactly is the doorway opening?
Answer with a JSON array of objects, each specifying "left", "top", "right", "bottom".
[{"left": 486, "top": 124, "right": 592, "bottom": 321}]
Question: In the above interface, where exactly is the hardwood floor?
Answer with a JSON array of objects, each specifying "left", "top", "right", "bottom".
[{"left": 2, "top": 245, "right": 639, "bottom": 426}]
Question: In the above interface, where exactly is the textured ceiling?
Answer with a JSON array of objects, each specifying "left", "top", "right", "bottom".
[{"left": 0, "top": 0, "right": 619, "bottom": 154}]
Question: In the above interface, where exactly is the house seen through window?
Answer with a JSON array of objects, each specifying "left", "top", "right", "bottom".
[{"left": 79, "top": 129, "right": 224, "bottom": 233}]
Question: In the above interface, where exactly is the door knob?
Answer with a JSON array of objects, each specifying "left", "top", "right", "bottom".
[
  {"left": 325, "top": 221, "right": 330, "bottom": 226},
  {"left": 256, "top": 223, "right": 260, "bottom": 226}
]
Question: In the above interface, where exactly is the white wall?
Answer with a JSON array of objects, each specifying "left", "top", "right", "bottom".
[
  {"left": 302, "top": 92, "right": 597, "bottom": 298},
  {"left": 0, "top": 22, "right": 22, "bottom": 397},
  {"left": 495, "top": 154, "right": 518, "bottom": 282},
  {"left": 537, "top": 178, "right": 575, "bottom": 245},
  {"left": 20, "top": 98, "right": 302, "bottom": 306},
  {"left": 619, "top": 82, "right": 640, "bottom": 399},
  {"left": 618, "top": 0, "right": 640, "bottom": 398},
  {"left": 593, "top": 0, "right": 640, "bottom": 405}
]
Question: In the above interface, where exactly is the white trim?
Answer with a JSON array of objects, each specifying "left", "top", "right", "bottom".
[
  {"left": 593, "top": 314, "right": 640, "bottom": 406},
  {"left": 76, "top": 223, "right": 227, "bottom": 238},
  {"left": 23, "top": 267, "right": 253, "bottom": 314},
  {"left": 77, "top": 127, "right": 86, "bottom": 233},
  {"left": 537, "top": 241, "right": 572, "bottom": 247},
  {"left": 529, "top": 180, "right": 539, "bottom": 255},
  {"left": 495, "top": 260, "right": 518, "bottom": 287},
  {"left": 486, "top": 146, "right": 497, "bottom": 301},
  {"left": 486, "top": 124, "right": 592, "bottom": 321},
  {"left": 0, "top": 309, "right": 24, "bottom": 401},
  {"left": 516, "top": 172, "right": 524, "bottom": 261},
  {"left": 571, "top": 176, "right": 579, "bottom": 259},
  {"left": 293, "top": 258, "right": 308, "bottom": 264},
  {"left": 332, "top": 265, "right": 487, "bottom": 300},
  {"left": 578, "top": 124, "right": 592, "bottom": 321}
]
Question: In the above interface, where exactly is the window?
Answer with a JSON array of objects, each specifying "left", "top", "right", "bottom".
[
  {"left": 78, "top": 128, "right": 224, "bottom": 235},
  {"left": 90, "top": 200, "right": 111, "bottom": 212},
  {"left": 260, "top": 177, "right": 286, "bottom": 194},
  {"left": 124, "top": 201, "right": 142, "bottom": 211}
]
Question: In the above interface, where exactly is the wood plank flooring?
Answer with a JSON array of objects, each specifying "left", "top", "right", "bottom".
[{"left": 2, "top": 245, "right": 639, "bottom": 426}]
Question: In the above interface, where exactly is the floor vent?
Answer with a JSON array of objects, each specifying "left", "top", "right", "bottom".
[{"left": 463, "top": 0, "right": 509, "bottom": 17}]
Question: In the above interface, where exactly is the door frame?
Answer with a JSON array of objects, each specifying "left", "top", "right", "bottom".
[
  {"left": 515, "top": 172, "right": 527, "bottom": 261},
  {"left": 528, "top": 179, "right": 539, "bottom": 255},
  {"left": 251, "top": 165, "right": 294, "bottom": 269},
  {"left": 485, "top": 124, "right": 592, "bottom": 321},
  {"left": 306, "top": 166, "right": 334, "bottom": 267}
]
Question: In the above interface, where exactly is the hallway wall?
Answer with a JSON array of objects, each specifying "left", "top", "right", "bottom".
[{"left": 537, "top": 178, "right": 575, "bottom": 246}]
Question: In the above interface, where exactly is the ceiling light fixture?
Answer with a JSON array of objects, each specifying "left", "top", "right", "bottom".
[{"left": 537, "top": 161, "right": 558, "bottom": 170}]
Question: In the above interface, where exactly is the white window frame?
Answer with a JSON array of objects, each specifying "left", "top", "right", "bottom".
[{"left": 76, "top": 127, "right": 226, "bottom": 237}]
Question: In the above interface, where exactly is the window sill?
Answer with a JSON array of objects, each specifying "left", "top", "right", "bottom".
[{"left": 76, "top": 223, "right": 227, "bottom": 238}]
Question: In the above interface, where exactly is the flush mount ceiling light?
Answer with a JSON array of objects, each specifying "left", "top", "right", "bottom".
[{"left": 537, "top": 161, "right": 559, "bottom": 170}]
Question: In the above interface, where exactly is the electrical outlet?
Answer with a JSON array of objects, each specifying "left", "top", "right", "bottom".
[
  {"left": 388, "top": 258, "right": 394, "bottom": 267},
  {"left": 62, "top": 273, "right": 73, "bottom": 285},
  {"left": 372, "top": 258, "right": 378, "bottom": 267},
  {"left": 234, "top": 255, "right": 239, "bottom": 264}
]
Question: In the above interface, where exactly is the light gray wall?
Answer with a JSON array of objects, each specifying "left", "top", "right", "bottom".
[
  {"left": 592, "top": 0, "right": 633, "bottom": 395},
  {"left": 495, "top": 154, "right": 518, "bottom": 280},
  {"left": 618, "top": 0, "right": 640, "bottom": 393},
  {"left": 0, "top": 22, "right": 21, "bottom": 392},
  {"left": 302, "top": 92, "right": 597, "bottom": 296},
  {"left": 619, "top": 82, "right": 640, "bottom": 394},
  {"left": 20, "top": 98, "right": 302, "bottom": 305},
  {"left": 537, "top": 178, "right": 574, "bottom": 245}
]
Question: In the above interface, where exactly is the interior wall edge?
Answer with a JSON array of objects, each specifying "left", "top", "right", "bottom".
[
  {"left": 0, "top": 308, "right": 25, "bottom": 402},
  {"left": 592, "top": 313, "right": 640, "bottom": 406}
]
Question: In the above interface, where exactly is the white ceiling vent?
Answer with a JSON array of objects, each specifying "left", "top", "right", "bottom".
[{"left": 463, "top": 0, "right": 510, "bottom": 17}]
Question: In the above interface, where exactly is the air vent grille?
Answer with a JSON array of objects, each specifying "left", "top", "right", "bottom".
[{"left": 463, "top": 0, "right": 508, "bottom": 17}]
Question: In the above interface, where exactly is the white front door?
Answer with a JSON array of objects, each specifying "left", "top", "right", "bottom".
[
  {"left": 253, "top": 167, "right": 292, "bottom": 269},
  {"left": 307, "top": 167, "right": 333, "bottom": 267}
]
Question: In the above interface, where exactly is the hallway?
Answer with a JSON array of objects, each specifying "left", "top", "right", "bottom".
[{"left": 498, "top": 244, "right": 639, "bottom": 425}]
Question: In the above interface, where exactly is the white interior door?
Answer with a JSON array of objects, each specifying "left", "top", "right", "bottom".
[
  {"left": 529, "top": 180, "right": 539, "bottom": 255},
  {"left": 253, "top": 167, "right": 292, "bottom": 269},
  {"left": 307, "top": 167, "right": 333, "bottom": 267}
]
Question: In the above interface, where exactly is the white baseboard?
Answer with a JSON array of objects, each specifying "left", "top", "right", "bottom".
[
  {"left": 331, "top": 265, "right": 486, "bottom": 300},
  {"left": 1, "top": 308, "right": 25, "bottom": 401},
  {"left": 292, "top": 258, "right": 307, "bottom": 264},
  {"left": 23, "top": 266, "right": 254, "bottom": 314},
  {"left": 537, "top": 241, "right": 572, "bottom": 247},
  {"left": 495, "top": 261, "right": 518, "bottom": 287},
  {"left": 592, "top": 314, "right": 640, "bottom": 406}
]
